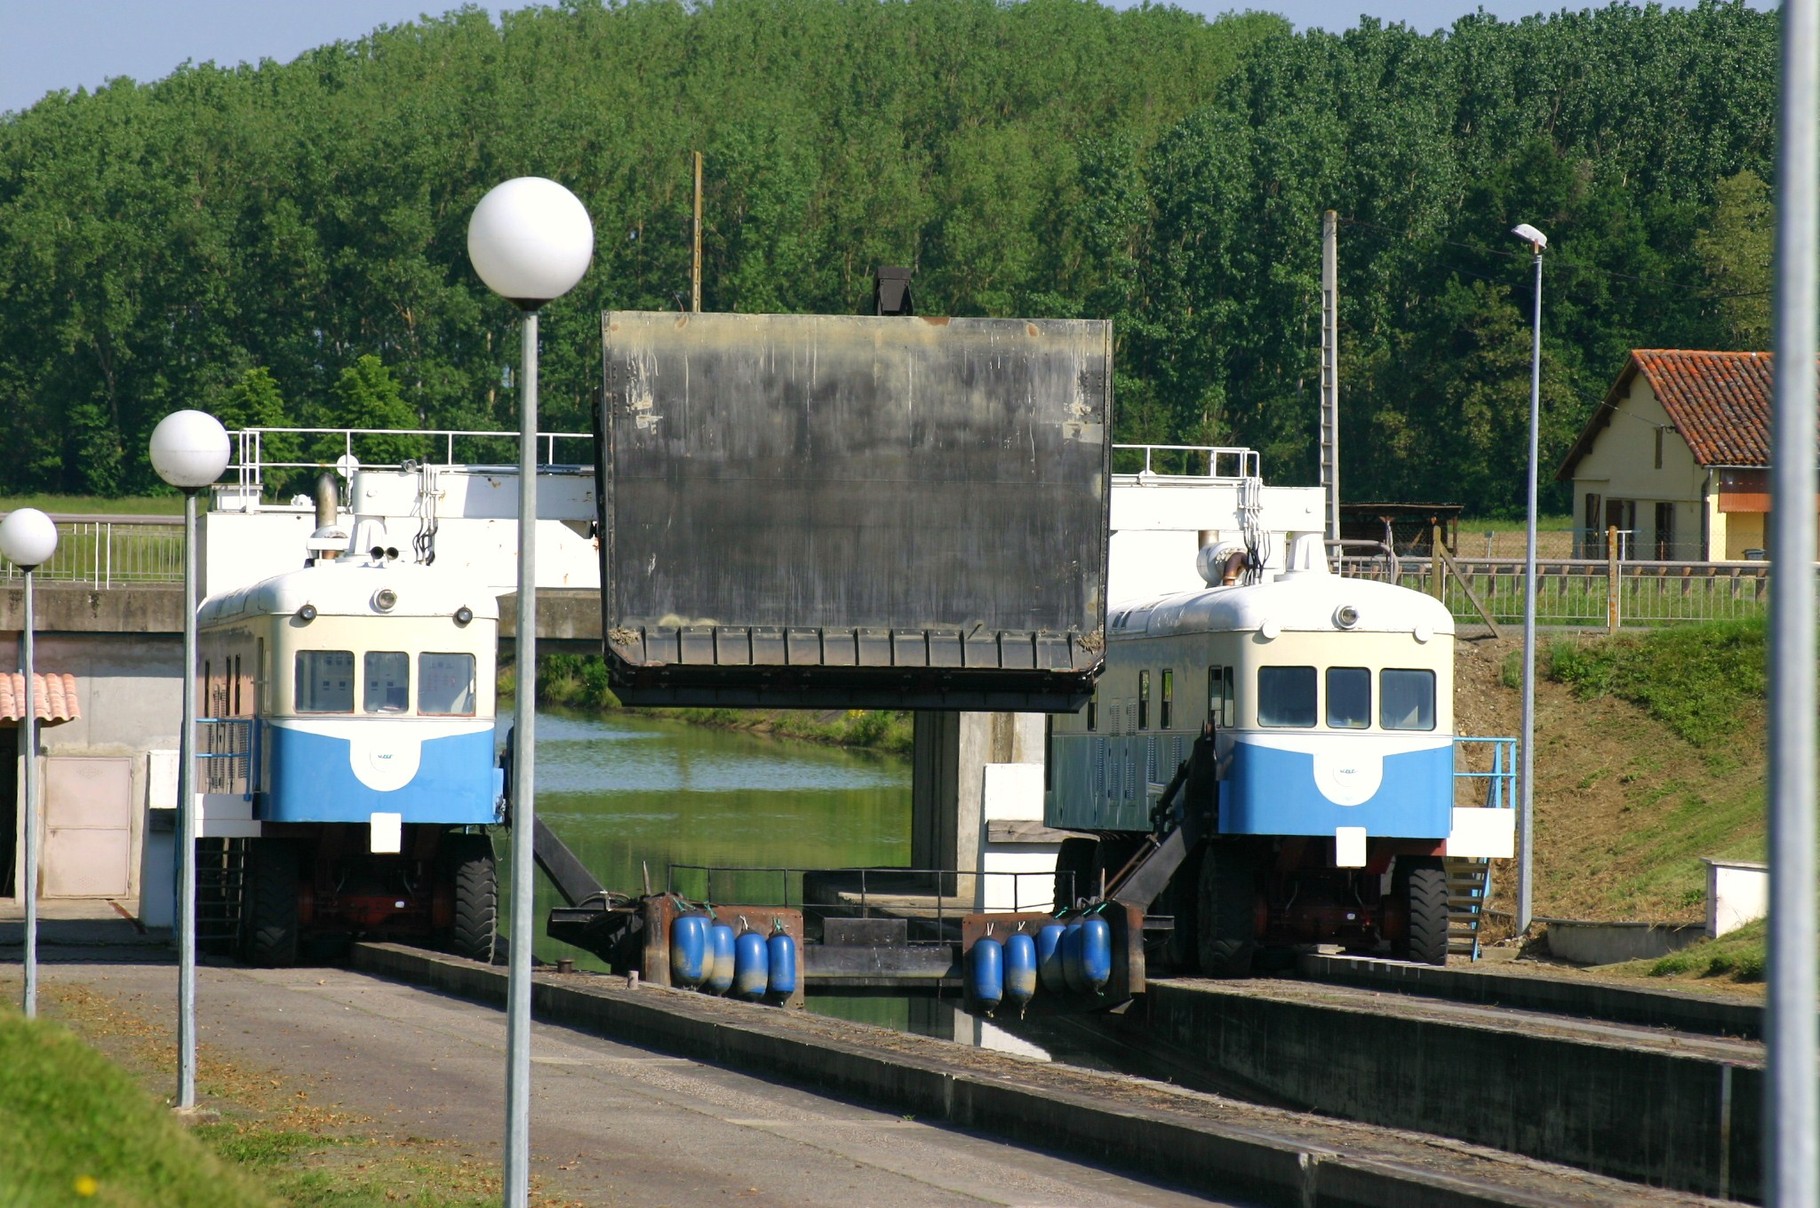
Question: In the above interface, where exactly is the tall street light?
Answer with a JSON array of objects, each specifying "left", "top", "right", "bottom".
[
  {"left": 1510, "top": 222, "right": 1547, "bottom": 934},
  {"left": 149, "top": 409, "right": 231, "bottom": 1112},
  {"left": 0, "top": 508, "right": 58, "bottom": 1019},
  {"left": 467, "top": 176, "right": 593, "bottom": 1208}
]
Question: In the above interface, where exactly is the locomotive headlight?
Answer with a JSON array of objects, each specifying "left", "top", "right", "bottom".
[
  {"left": 373, "top": 587, "right": 398, "bottom": 613},
  {"left": 1258, "top": 619, "right": 1281, "bottom": 641},
  {"left": 296, "top": 603, "right": 318, "bottom": 623},
  {"left": 1413, "top": 624, "right": 1433, "bottom": 644},
  {"left": 454, "top": 606, "right": 474, "bottom": 627},
  {"left": 1334, "top": 604, "right": 1360, "bottom": 630}
]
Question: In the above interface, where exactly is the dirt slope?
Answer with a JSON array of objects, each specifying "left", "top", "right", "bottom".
[{"left": 1452, "top": 634, "right": 1765, "bottom": 925}]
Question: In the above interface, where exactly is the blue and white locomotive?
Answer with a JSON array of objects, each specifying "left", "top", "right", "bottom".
[
  {"left": 1046, "top": 533, "right": 1513, "bottom": 973},
  {"left": 197, "top": 545, "right": 502, "bottom": 965}
]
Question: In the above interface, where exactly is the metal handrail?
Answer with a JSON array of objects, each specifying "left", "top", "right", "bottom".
[
  {"left": 228, "top": 426, "right": 595, "bottom": 497},
  {"left": 1455, "top": 736, "right": 1517, "bottom": 811},
  {"left": 1110, "top": 443, "right": 1261, "bottom": 482}
]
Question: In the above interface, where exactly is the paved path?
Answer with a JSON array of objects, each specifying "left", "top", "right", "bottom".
[{"left": 3, "top": 949, "right": 1230, "bottom": 1207}]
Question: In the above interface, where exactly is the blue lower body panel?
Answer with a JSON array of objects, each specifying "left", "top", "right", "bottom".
[
  {"left": 263, "top": 722, "right": 501, "bottom": 825},
  {"left": 1222, "top": 738, "right": 1451, "bottom": 839}
]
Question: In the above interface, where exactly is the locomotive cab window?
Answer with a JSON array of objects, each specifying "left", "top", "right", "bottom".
[
  {"left": 1138, "top": 670, "right": 1151, "bottom": 730},
  {"left": 419, "top": 652, "right": 476, "bottom": 716},
  {"left": 1160, "top": 669, "right": 1174, "bottom": 730},
  {"left": 363, "top": 651, "right": 410, "bottom": 714},
  {"left": 1257, "top": 665, "right": 1317, "bottom": 728},
  {"left": 1380, "top": 668, "right": 1436, "bottom": 731},
  {"left": 1326, "top": 667, "right": 1371, "bottom": 729},
  {"left": 295, "top": 650, "right": 355, "bottom": 713}
]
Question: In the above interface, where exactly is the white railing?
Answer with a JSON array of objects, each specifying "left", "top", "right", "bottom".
[
  {"left": 229, "top": 426, "right": 594, "bottom": 498},
  {"left": 1110, "top": 443, "right": 1261, "bottom": 482},
  {"left": 0, "top": 516, "right": 184, "bottom": 588}
]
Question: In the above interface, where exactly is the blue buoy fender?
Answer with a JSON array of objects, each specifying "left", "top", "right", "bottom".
[
  {"left": 1080, "top": 915, "right": 1113, "bottom": 994},
  {"left": 766, "top": 925, "right": 798, "bottom": 1000},
  {"left": 670, "top": 914, "right": 708, "bottom": 989},
  {"left": 733, "top": 928, "right": 769, "bottom": 1000},
  {"left": 968, "top": 936, "right": 1004, "bottom": 1016},
  {"left": 1036, "top": 922, "right": 1066, "bottom": 994},
  {"left": 1061, "top": 919, "right": 1087, "bottom": 994},
  {"left": 706, "top": 922, "right": 736, "bottom": 995},
  {"left": 1003, "top": 931, "right": 1037, "bottom": 1013}
]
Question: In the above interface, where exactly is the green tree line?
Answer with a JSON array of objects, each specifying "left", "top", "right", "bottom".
[{"left": 0, "top": 0, "right": 1777, "bottom": 514}]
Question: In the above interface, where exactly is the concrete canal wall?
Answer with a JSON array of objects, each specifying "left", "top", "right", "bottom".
[{"left": 1141, "top": 978, "right": 1760, "bottom": 1201}]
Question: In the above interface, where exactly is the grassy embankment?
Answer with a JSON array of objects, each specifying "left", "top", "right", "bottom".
[
  {"left": 1529, "top": 615, "right": 1768, "bottom": 983},
  {"left": 0, "top": 985, "right": 577, "bottom": 1208}
]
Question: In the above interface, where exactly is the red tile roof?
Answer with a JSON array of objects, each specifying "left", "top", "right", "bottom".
[
  {"left": 1558, "top": 349, "right": 1776, "bottom": 479},
  {"left": 0, "top": 672, "right": 80, "bottom": 724}
]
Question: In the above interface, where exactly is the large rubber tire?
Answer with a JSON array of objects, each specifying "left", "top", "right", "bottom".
[
  {"left": 1401, "top": 860, "right": 1450, "bottom": 967},
  {"left": 243, "top": 838, "right": 301, "bottom": 968},
  {"left": 444, "top": 832, "right": 498, "bottom": 964},
  {"left": 1196, "top": 840, "right": 1257, "bottom": 977},
  {"left": 1054, "top": 837, "right": 1097, "bottom": 911}
]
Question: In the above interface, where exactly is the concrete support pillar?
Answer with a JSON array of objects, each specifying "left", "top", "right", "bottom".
[{"left": 910, "top": 711, "right": 1047, "bottom": 903}]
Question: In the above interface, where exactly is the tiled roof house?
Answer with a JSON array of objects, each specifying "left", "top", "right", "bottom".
[{"left": 1556, "top": 350, "right": 1776, "bottom": 561}]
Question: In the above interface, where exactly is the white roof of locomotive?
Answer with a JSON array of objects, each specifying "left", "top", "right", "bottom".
[
  {"left": 198, "top": 558, "right": 500, "bottom": 625},
  {"left": 1110, "top": 538, "right": 1454, "bottom": 641}
]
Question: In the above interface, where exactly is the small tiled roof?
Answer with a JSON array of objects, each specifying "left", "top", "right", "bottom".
[
  {"left": 0, "top": 672, "right": 80, "bottom": 724},
  {"left": 1558, "top": 350, "right": 1774, "bottom": 479}
]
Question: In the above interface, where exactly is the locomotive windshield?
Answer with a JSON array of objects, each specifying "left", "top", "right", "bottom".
[
  {"left": 419, "top": 653, "right": 477, "bottom": 716},
  {"left": 295, "top": 650, "right": 355, "bottom": 713},
  {"left": 1379, "top": 669, "right": 1436, "bottom": 731},
  {"left": 1257, "top": 664, "right": 1436, "bottom": 731}
]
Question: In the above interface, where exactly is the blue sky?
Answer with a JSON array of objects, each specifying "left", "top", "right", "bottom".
[{"left": 2, "top": 1, "right": 1779, "bottom": 117}]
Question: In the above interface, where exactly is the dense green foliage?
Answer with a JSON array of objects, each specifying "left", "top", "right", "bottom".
[
  {"left": 1547, "top": 615, "right": 1768, "bottom": 748},
  {"left": 0, "top": 1011, "right": 271, "bottom": 1207},
  {"left": 0, "top": 0, "right": 1777, "bottom": 514}
]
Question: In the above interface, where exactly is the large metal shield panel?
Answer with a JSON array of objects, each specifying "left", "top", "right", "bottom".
[{"left": 599, "top": 311, "right": 1110, "bottom": 710}]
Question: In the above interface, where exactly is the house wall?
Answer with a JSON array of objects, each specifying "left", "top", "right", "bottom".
[
  {"left": 7, "top": 632, "right": 180, "bottom": 910},
  {"left": 1569, "top": 378, "right": 1722, "bottom": 559}
]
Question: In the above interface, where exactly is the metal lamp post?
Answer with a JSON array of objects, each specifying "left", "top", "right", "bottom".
[
  {"left": 466, "top": 176, "right": 593, "bottom": 1208},
  {"left": 149, "top": 409, "right": 231, "bottom": 1112},
  {"left": 0, "top": 508, "right": 58, "bottom": 1018},
  {"left": 1510, "top": 222, "right": 1546, "bottom": 935}
]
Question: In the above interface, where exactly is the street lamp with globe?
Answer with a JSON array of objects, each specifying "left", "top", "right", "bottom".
[
  {"left": 149, "top": 408, "right": 231, "bottom": 1112},
  {"left": 467, "top": 176, "right": 593, "bottom": 1208},
  {"left": 0, "top": 507, "right": 58, "bottom": 1018}
]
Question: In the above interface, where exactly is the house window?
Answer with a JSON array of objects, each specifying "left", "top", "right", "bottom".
[{"left": 1654, "top": 426, "right": 1665, "bottom": 470}]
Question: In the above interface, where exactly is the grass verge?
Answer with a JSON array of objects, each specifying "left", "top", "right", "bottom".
[
  {"left": 0, "top": 1007, "right": 271, "bottom": 1207},
  {"left": 4, "top": 980, "right": 577, "bottom": 1208}
]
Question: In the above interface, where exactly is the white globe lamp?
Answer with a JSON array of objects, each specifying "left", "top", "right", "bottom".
[
  {"left": 468, "top": 176, "right": 593, "bottom": 1208},
  {"left": 0, "top": 508, "right": 59, "bottom": 570},
  {"left": 1, "top": 506, "right": 55, "bottom": 1020},
  {"left": 149, "top": 407, "right": 229, "bottom": 1112},
  {"left": 467, "top": 177, "right": 594, "bottom": 309},
  {"left": 149, "top": 410, "right": 231, "bottom": 491}
]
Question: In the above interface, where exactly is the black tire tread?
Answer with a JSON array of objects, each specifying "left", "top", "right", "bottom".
[
  {"left": 245, "top": 839, "right": 300, "bottom": 968},
  {"left": 1406, "top": 865, "right": 1449, "bottom": 967},
  {"left": 445, "top": 833, "right": 498, "bottom": 963},
  {"left": 1197, "top": 840, "right": 1256, "bottom": 977}
]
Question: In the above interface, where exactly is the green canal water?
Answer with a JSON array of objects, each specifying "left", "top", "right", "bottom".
[
  {"left": 494, "top": 708, "right": 1166, "bottom": 1070},
  {"left": 499, "top": 707, "right": 911, "bottom": 969}
]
